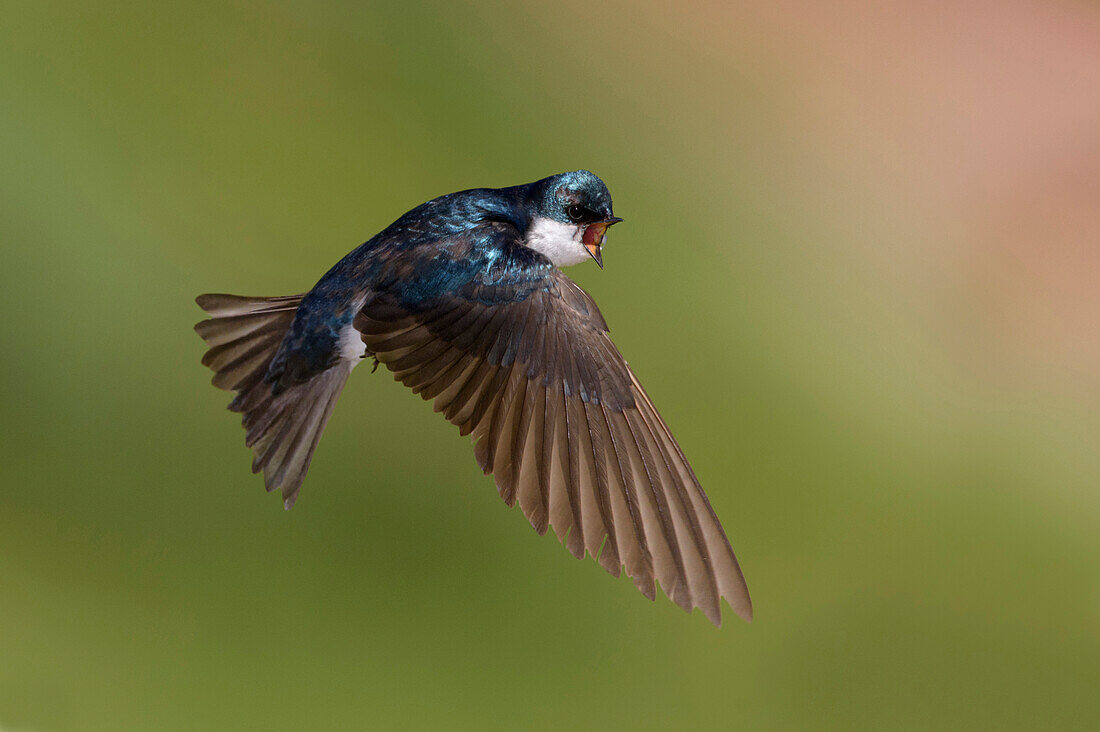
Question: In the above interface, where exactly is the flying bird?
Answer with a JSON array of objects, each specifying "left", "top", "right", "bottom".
[{"left": 195, "top": 170, "right": 752, "bottom": 625}]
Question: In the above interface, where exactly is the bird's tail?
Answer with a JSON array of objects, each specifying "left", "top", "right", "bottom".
[{"left": 195, "top": 293, "right": 351, "bottom": 508}]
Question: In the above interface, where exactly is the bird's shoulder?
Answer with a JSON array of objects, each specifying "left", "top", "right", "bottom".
[
  {"left": 371, "top": 189, "right": 571, "bottom": 311},
  {"left": 379, "top": 220, "right": 608, "bottom": 334},
  {"left": 380, "top": 185, "right": 529, "bottom": 245}
]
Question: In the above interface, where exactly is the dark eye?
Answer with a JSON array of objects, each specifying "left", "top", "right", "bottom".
[{"left": 566, "top": 204, "right": 585, "bottom": 222}]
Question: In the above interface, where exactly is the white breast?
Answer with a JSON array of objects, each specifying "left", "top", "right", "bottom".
[{"left": 524, "top": 216, "right": 590, "bottom": 267}]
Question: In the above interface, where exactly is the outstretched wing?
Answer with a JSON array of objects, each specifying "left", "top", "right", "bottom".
[{"left": 356, "top": 245, "right": 751, "bottom": 625}]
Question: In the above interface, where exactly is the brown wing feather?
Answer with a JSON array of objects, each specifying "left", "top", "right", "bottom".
[{"left": 354, "top": 271, "right": 752, "bottom": 625}]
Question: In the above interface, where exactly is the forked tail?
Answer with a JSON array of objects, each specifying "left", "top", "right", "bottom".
[{"left": 195, "top": 293, "right": 351, "bottom": 508}]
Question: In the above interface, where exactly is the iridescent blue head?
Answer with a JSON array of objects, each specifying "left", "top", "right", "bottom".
[{"left": 523, "top": 170, "right": 623, "bottom": 269}]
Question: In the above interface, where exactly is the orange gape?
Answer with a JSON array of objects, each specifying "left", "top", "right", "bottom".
[{"left": 583, "top": 220, "right": 611, "bottom": 248}]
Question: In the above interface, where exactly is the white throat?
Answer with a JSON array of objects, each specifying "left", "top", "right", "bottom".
[{"left": 524, "top": 216, "right": 590, "bottom": 267}]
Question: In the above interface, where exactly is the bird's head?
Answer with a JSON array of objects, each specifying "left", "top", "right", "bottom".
[{"left": 525, "top": 170, "right": 623, "bottom": 268}]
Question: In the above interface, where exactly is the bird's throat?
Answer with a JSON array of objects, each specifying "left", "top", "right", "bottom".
[{"left": 524, "top": 216, "right": 592, "bottom": 267}]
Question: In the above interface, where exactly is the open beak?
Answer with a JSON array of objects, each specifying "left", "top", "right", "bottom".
[{"left": 582, "top": 216, "right": 623, "bottom": 269}]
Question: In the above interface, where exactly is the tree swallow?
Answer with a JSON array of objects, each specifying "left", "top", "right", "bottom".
[{"left": 195, "top": 170, "right": 752, "bottom": 625}]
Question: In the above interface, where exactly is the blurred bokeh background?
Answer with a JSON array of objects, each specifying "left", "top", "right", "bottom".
[{"left": 2, "top": 1, "right": 1098, "bottom": 729}]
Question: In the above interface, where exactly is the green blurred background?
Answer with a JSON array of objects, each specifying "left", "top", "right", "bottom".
[{"left": 2, "top": 1, "right": 1098, "bottom": 729}]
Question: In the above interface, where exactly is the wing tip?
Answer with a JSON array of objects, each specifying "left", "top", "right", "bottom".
[
  {"left": 730, "top": 594, "right": 754, "bottom": 624},
  {"left": 696, "top": 597, "right": 753, "bottom": 628}
]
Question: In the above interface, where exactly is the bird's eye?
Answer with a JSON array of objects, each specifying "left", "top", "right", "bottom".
[{"left": 566, "top": 204, "right": 585, "bottom": 222}]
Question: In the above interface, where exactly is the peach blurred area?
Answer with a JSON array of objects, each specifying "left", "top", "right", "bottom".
[{"left": 641, "top": 0, "right": 1100, "bottom": 383}]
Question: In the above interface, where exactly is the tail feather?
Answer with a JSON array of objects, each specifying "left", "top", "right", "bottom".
[
  {"left": 247, "top": 365, "right": 351, "bottom": 507},
  {"left": 195, "top": 293, "right": 303, "bottom": 316},
  {"left": 195, "top": 293, "right": 350, "bottom": 508}
]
